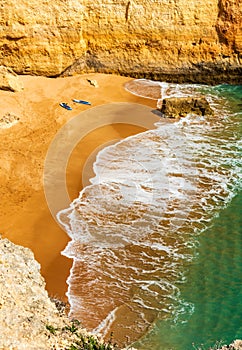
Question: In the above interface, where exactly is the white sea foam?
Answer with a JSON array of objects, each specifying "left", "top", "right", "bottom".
[{"left": 58, "top": 81, "right": 242, "bottom": 341}]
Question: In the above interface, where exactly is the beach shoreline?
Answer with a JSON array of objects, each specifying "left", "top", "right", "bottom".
[{"left": 0, "top": 73, "right": 161, "bottom": 301}]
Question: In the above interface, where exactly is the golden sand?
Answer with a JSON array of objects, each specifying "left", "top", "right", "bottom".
[{"left": 0, "top": 73, "right": 161, "bottom": 300}]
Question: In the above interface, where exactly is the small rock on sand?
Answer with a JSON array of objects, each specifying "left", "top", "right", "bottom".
[
  {"left": 0, "top": 113, "right": 20, "bottom": 128},
  {"left": 0, "top": 66, "right": 24, "bottom": 92},
  {"left": 87, "top": 79, "right": 99, "bottom": 88}
]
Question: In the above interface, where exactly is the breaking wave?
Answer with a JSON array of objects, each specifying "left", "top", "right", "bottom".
[{"left": 57, "top": 81, "right": 242, "bottom": 345}]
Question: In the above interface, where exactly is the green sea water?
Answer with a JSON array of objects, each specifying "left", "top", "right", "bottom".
[
  {"left": 60, "top": 82, "right": 241, "bottom": 349},
  {"left": 135, "top": 191, "right": 242, "bottom": 350},
  {"left": 133, "top": 84, "right": 242, "bottom": 350}
]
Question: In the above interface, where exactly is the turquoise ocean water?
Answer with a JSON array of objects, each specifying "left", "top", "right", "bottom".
[
  {"left": 135, "top": 191, "right": 242, "bottom": 350},
  {"left": 134, "top": 84, "right": 242, "bottom": 349},
  {"left": 59, "top": 82, "right": 242, "bottom": 349}
]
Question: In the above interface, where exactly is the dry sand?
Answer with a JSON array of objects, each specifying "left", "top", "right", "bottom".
[{"left": 0, "top": 73, "right": 161, "bottom": 301}]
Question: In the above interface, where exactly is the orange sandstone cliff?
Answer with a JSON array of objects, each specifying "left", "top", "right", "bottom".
[{"left": 0, "top": 0, "right": 241, "bottom": 83}]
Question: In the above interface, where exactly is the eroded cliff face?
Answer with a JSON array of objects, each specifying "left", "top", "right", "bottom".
[
  {"left": 0, "top": 237, "right": 65, "bottom": 349},
  {"left": 0, "top": 238, "right": 120, "bottom": 349},
  {"left": 0, "top": 0, "right": 86, "bottom": 76},
  {"left": 0, "top": 0, "right": 241, "bottom": 82}
]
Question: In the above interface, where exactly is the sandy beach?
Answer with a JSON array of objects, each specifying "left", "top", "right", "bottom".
[{"left": 0, "top": 73, "right": 160, "bottom": 301}]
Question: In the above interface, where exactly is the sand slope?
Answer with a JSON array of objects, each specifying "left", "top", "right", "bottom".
[{"left": 0, "top": 73, "right": 158, "bottom": 299}]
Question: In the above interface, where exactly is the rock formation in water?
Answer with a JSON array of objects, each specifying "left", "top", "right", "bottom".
[
  {"left": 159, "top": 96, "right": 214, "bottom": 118},
  {"left": 0, "top": 0, "right": 241, "bottom": 83}
]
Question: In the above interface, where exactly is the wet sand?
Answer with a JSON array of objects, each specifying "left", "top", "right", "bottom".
[{"left": 0, "top": 73, "right": 160, "bottom": 301}]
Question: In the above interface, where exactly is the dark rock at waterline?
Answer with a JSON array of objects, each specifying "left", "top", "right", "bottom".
[{"left": 159, "top": 96, "right": 214, "bottom": 118}]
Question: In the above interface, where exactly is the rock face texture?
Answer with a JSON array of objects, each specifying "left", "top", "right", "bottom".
[
  {"left": 0, "top": 0, "right": 86, "bottom": 76},
  {"left": 0, "top": 0, "right": 241, "bottom": 83},
  {"left": 0, "top": 238, "right": 61, "bottom": 349},
  {"left": 0, "top": 238, "right": 117, "bottom": 350},
  {"left": 0, "top": 66, "right": 24, "bottom": 92},
  {"left": 160, "top": 96, "right": 214, "bottom": 118},
  {"left": 0, "top": 238, "right": 73, "bottom": 349}
]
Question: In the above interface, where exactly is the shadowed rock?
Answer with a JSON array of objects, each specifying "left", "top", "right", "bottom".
[{"left": 159, "top": 96, "right": 214, "bottom": 118}]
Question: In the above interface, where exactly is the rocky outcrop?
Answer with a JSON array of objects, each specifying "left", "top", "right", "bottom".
[
  {"left": 159, "top": 96, "right": 214, "bottom": 118},
  {"left": 0, "top": 66, "right": 23, "bottom": 92},
  {"left": 0, "top": 0, "right": 86, "bottom": 76},
  {"left": 0, "top": 238, "right": 118, "bottom": 349},
  {"left": 0, "top": 0, "right": 241, "bottom": 83},
  {"left": 0, "top": 238, "right": 59, "bottom": 349}
]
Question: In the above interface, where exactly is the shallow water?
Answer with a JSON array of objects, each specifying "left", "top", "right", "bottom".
[{"left": 58, "top": 81, "right": 242, "bottom": 347}]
